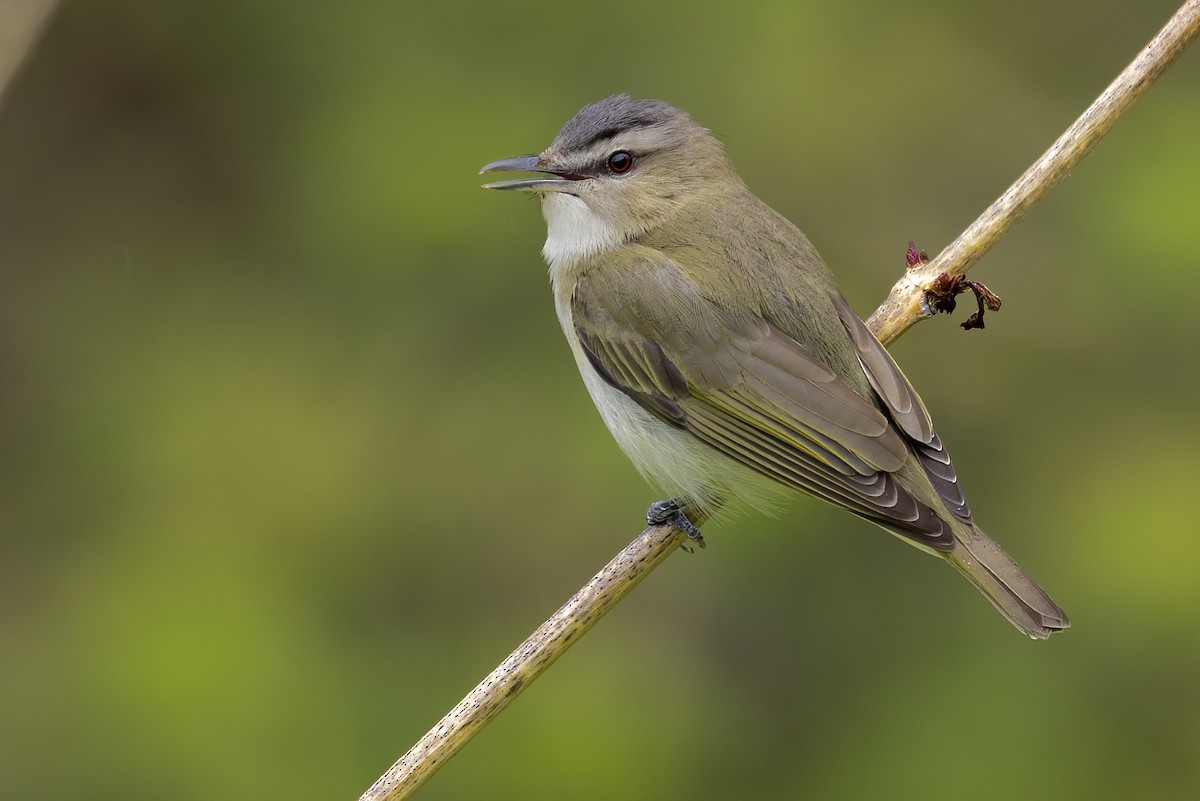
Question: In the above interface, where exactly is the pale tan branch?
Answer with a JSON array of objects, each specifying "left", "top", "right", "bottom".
[
  {"left": 359, "top": 4, "right": 1200, "bottom": 798},
  {"left": 867, "top": 0, "right": 1200, "bottom": 346},
  {"left": 0, "top": 1, "right": 57, "bottom": 114},
  {"left": 359, "top": 524, "right": 687, "bottom": 801}
]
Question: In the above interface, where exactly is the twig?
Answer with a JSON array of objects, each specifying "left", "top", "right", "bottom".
[
  {"left": 0, "top": 0, "right": 57, "bottom": 114},
  {"left": 866, "top": 0, "right": 1200, "bottom": 345},
  {"left": 358, "top": 3, "right": 1200, "bottom": 798},
  {"left": 358, "top": 524, "right": 688, "bottom": 801}
]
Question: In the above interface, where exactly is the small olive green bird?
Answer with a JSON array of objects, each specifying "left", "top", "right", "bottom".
[{"left": 481, "top": 95, "right": 1068, "bottom": 638}]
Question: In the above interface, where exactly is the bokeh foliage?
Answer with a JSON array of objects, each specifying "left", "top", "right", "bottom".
[{"left": 2, "top": 1, "right": 1199, "bottom": 799}]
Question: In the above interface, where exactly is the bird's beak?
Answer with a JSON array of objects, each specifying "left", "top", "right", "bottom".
[{"left": 479, "top": 155, "right": 578, "bottom": 192}]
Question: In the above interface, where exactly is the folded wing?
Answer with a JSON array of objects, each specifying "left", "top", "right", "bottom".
[{"left": 572, "top": 265, "right": 956, "bottom": 549}]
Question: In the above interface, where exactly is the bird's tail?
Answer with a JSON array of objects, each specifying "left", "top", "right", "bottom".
[{"left": 946, "top": 524, "right": 1070, "bottom": 639}]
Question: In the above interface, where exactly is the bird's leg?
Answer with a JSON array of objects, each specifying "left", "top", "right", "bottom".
[{"left": 646, "top": 498, "right": 706, "bottom": 549}]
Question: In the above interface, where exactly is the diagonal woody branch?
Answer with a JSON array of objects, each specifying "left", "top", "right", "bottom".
[
  {"left": 359, "top": 3, "right": 1200, "bottom": 799},
  {"left": 867, "top": 0, "right": 1200, "bottom": 345},
  {"left": 0, "top": 1, "right": 57, "bottom": 114}
]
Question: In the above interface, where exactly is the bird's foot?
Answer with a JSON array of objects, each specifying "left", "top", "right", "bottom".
[{"left": 646, "top": 498, "right": 705, "bottom": 549}]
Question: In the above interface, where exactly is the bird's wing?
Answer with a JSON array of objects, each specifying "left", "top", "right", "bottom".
[
  {"left": 571, "top": 257, "right": 953, "bottom": 547},
  {"left": 830, "top": 294, "right": 972, "bottom": 523}
]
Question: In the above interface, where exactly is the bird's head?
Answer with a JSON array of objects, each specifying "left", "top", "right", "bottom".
[{"left": 481, "top": 95, "right": 736, "bottom": 265}]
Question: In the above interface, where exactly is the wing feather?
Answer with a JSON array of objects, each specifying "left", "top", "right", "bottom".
[
  {"left": 830, "top": 293, "right": 973, "bottom": 523},
  {"left": 684, "top": 401, "right": 945, "bottom": 536}
]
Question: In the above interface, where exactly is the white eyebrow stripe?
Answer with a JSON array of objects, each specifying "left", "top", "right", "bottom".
[{"left": 575, "top": 126, "right": 672, "bottom": 164}]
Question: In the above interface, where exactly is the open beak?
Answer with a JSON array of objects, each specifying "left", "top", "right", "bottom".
[{"left": 479, "top": 155, "right": 578, "bottom": 192}]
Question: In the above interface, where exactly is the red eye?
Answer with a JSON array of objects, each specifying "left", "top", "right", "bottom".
[{"left": 607, "top": 151, "right": 634, "bottom": 174}]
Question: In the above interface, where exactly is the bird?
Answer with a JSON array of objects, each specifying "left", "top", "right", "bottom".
[{"left": 480, "top": 94, "right": 1069, "bottom": 638}]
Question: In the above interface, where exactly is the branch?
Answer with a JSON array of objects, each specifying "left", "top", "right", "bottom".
[
  {"left": 358, "top": 524, "right": 688, "bottom": 801},
  {"left": 359, "top": 3, "right": 1200, "bottom": 799},
  {"left": 866, "top": 0, "right": 1200, "bottom": 345},
  {"left": 0, "top": 1, "right": 57, "bottom": 115}
]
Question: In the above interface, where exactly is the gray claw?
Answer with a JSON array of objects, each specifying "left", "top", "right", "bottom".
[{"left": 646, "top": 499, "right": 705, "bottom": 548}]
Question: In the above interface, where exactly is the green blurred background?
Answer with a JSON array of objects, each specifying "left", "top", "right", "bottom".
[{"left": 2, "top": 1, "right": 1199, "bottom": 799}]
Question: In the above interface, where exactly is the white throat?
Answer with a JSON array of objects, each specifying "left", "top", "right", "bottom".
[{"left": 539, "top": 192, "right": 624, "bottom": 270}]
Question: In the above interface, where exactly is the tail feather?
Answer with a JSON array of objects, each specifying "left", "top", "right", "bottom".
[{"left": 946, "top": 525, "right": 1070, "bottom": 639}]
